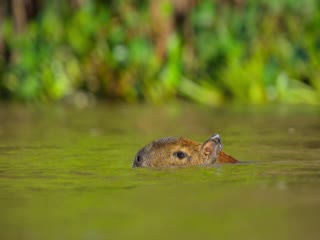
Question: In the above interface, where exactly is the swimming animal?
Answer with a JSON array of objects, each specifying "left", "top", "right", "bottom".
[{"left": 133, "top": 133, "right": 239, "bottom": 168}]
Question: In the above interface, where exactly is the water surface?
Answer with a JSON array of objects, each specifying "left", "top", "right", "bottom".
[{"left": 0, "top": 103, "right": 319, "bottom": 240}]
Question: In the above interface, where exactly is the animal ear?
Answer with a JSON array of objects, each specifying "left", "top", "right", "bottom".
[{"left": 201, "top": 133, "right": 223, "bottom": 164}]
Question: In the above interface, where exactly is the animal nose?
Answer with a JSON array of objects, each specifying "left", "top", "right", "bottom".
[{"left": 133, "top": 154, "right": 144, "bottom": 167}]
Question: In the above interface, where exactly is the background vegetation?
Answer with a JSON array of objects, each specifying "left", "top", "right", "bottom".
[{"left": 0, "top": 0, "right": 319, "bottom": 105}]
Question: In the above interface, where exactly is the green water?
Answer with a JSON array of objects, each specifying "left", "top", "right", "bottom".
[{"left": 0, "top": 103, "right": 320, "bottom": 240}]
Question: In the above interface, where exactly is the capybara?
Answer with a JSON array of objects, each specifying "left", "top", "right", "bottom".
[{"left": 133, "top": 133, "right": 239, "bottom": 168}]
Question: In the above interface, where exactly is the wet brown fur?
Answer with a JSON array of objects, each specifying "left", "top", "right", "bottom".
[{"left": 135, "top": 136, "right": 239, "bottom": 168}]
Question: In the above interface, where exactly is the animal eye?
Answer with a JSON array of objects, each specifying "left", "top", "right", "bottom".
[{"left": 174, "top": 151, "right": 187, "bottom": 159}]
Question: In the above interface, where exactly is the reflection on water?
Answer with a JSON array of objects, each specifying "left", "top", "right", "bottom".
[{"left": 0, "top": 103, "right": 319, "bottom": 240}]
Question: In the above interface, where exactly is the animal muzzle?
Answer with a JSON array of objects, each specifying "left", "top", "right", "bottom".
[{"left": 132, "top": 150, "right": 145, "bottom": 168}]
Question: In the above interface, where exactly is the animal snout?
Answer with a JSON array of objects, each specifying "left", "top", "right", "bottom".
[{"left": 133, "top": 152, "right": 144, "bottom": 167}]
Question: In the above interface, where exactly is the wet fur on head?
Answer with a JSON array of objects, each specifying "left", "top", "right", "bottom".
[{"left": 133, "top": 134, "right": 237, "bottom": 168}]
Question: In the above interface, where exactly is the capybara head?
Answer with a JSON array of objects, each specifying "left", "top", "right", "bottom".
[{"left": 133, "top": 134, "right": 225, "bottom": 168}]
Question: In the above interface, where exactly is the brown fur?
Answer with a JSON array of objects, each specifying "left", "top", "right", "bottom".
[
  {"left": 133, "top": 134, "right": 239, "bottom": 168},
  {"left": 216, "top": 151, "right": 239, "bottom": 164}
]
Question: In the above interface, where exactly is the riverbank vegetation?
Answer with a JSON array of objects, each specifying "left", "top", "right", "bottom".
[{"left": 0, "top": 0, "right": 319, "bottom": 105}]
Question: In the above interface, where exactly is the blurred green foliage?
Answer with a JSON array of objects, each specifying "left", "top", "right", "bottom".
[{"left": 0, "top": 0, "right": 319, "bottom": 105}]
